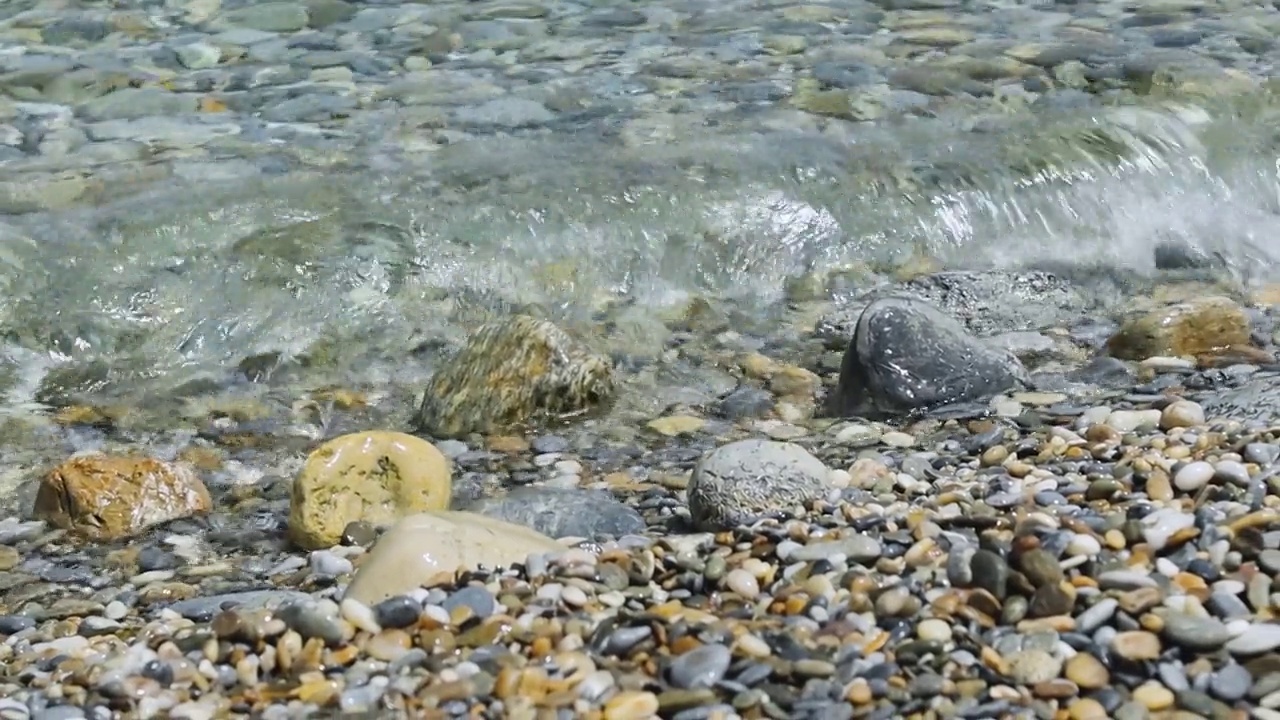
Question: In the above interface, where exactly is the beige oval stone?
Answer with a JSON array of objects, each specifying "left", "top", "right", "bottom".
[
  {"left": 288, "top": 431, "right": 452, "bottom": 550},
  {"left": 603, "top": 690, "right": 660, "bottom": 720},
  {"left": 33, "top": 454, "right": 211, "bottom": 541},
  {"left": 1111, "top": 630, "right": 1162, "bottom": 661},
  {"left": 1063, "top": 652, "right": 1109, "bottom": 689},
  {"left": 344, "top": 511, "right": 567, "bottom": 605}
]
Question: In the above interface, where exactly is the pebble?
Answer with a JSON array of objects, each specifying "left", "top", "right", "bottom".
[
  {"left": 1226, "top": 624, "right": 1280, "bottom": 655},
  {"left": 1161, "top": 613, "right": 1231, "bottom": 651},
  {"left": 668, "top": 644, "right": 732, "bottom": 689}
]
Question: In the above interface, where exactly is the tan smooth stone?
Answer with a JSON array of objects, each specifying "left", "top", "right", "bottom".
[
  {"left": 344, "top": 511, "right": 566, "bottom": 605},
  {"left": 288, "top": 431, "right": 452, "bottom": 550}
]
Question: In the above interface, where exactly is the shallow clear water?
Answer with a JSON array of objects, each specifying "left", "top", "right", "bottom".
[{"left": 3, "top": 93, "right": 1280, "bottom": 414}]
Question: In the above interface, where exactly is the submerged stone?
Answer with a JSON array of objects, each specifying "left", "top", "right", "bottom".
[
  {"left": 459, "top": 487, "right": 645, "bottom": 540},
  {"left": 414, "top": 315, "right": 616, "bottom": 438}
]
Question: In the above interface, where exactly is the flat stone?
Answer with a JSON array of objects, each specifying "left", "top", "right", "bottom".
[
  {"left": 459, "top": 487, "right": 644, "bottom": 540},
  {"left": 1160, "top": 613, "right": 1230, "bottom": 652},
  {"left": 1227, "top": 624, "right": 1280, "bottom": 655},
  {"left": 168, "top": 590, "right": 313, "bottom": 621},
  {"left": 343, "top": 511, "right": 566, "bottom": 606}
]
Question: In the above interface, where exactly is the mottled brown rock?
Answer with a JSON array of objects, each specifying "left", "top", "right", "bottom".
[
  {"left": 343, "top": 511, "right": 566, "bottom": 605},
  {"left": 288, "top": 431, "right": 452, "bottom": 550},
  {"left": 1106, "top": 296, "right": 1251, "bottom": 361},
  {"left": 414, "top": 315, "right": 615, "bottom": 438},
  {"left": 33, "top": 454, "right": 212, "bottom": 541}
]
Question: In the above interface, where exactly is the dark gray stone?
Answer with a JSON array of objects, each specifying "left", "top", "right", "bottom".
[
  {"left": 716, "top": 386, "right": 774, "bottom": 420},
  {"left": 1154, "top": 240, "right": 1221, "bottom": 270},
  {"left": 826, "top": 296, "right": 1029, "bottom": 419},
  {"left": 460, "top": 487, "right": 644, "bottom": 540}
]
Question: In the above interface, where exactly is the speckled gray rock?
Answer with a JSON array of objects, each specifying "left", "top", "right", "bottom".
[
  {"left": 459, "top": 487, "right": 645, "bottom": 540},
  {"left": 686, "top": 439, "right": 832, "bottom": 530},
  {"left": 414, "top": 315, "right": 616, "bottom": 438},
  {"left": 827, "top": 296, "right": 1030, "bottom": 419}
]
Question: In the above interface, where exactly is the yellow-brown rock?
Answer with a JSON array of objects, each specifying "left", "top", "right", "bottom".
[
  {"left": 414, "top": 315, "right": 615, "bottom": 438},
  {"left": 288, "top": 431, "right": 452, "bottom": 550},
  {"left": 33, "top": 454, "right": 212, "bottom": 541},
  {"left": 343, "top": 511, "right": 567, "bottom": 605},
  {"left": 1106, "top": 296, "right": 1251, "bottom": 361}
]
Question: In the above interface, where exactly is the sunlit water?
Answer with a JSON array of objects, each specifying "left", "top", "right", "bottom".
[{"left": 3, "top": 94, "right": 1280, "bottom": 418}]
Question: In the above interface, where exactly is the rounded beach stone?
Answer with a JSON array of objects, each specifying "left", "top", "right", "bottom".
[
  {"left": 288, "top": 431, "right": 452, "bottom": 550},
  {"left": 33, "top": 454, "right": 212, "bottom": 541},
  {"left": 343, "top": 511, "right": 566, "bottom": 606},
  {"left": 828, "top": 295, "right": 1028, "bottom": 419},
  {"left": 686, "top": 439, "right": 832, "bottom": 530}
]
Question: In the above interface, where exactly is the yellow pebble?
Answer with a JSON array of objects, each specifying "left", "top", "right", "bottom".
[{"left": 603, "top": 691, "right": 660, "bottom": 720}]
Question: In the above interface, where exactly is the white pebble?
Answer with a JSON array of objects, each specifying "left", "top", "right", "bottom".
[
  {"left": 537, "top": 583, "right": 565, "bottom": 602},
  {"left": 577, "top": 669, "right": 616, "bottom": 701},
  {"left": 1142, "top": 356, "right": 1195, "bottom": 371},
  {"left": 725, "top": 569, "right": 761, "bottom": 599},
  {"left": 1066, "top": 533, "right": 1102, "bottom": 557},
  {"left": 561, "top": 585, "right": 588, "bottom": 607},
  {"left": 1078, "top": 406, "right": 1114, "bottom": 428},
  {"left": 736, "top": 632, "right": 773, "bottom": 658},
  {"left": 882, "top": 431, "right": 915, "bottom": 448},
  {"left": 1142, "top": 508, "right": 1195, "bottom": 551},
  {"left": 917, "top": 618, "right": 953, "bottom": 643},
  {"left": 309, "top": 550, "right": 354, "bottom": 577},
  {"left": 1174, "top": 461, "right": 1215, "bottom": 492},
  {"left": 339, "top": 597, "right": 381, "bottom": 634},
  {"left": 554, "top": 459, "right": 583, "bottom": 475},
  {"left": 105, "top": 601, "right": 128, "bottom": 620},
  {"left": 1160, "top": 399, "right": 1205, "bottom": 429},
  {"left": 1214, "top": 460, "right": 1252, "bottom": 487},
  {"left": 1107, "top": 409, "right": 1162, "bottom": 433},
  {"left": 1213, "top": 579, "right": 1246, "bottom": 596}
]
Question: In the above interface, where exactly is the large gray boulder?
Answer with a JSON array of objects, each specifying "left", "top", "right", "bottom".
[{"left": 827, "top": 295, "right": 1030, "bottom": 419}]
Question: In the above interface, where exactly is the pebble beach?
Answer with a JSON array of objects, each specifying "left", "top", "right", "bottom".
[{"left": 5, "top": 0, "right": 1280, "bottom": 718}]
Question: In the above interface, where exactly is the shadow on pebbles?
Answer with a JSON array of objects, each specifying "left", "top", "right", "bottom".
[{"left": 4, "top": 270, "right": 1280, "bottom": 719}]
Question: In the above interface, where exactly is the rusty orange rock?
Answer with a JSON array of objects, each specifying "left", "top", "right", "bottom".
[{"left": 34, "top": 454, "right": 212, "bottom": 541}]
